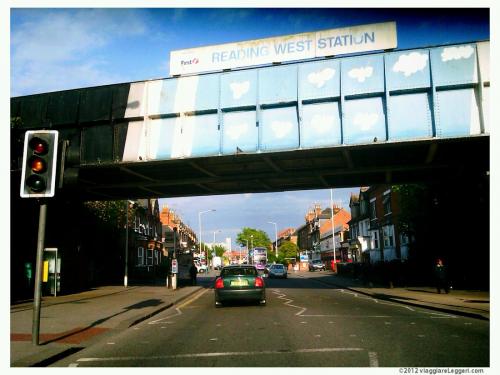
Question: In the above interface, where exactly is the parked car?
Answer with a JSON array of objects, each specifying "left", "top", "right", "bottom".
[
  {"left": 268, "top": 264, "right": 287, "bottom": 279},
  {"left": 308, "top": 259, "right": 326, "bottom": 271},
  {"left": 195, "top": 261, "right": 208, "bottom": 273},
  {"left": 214, "top": 265, "right": 266, "bottom": 307}
]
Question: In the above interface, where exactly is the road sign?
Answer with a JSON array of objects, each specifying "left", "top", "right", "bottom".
[{"left": 172, "top": 259, "right": 178, "bottom": 274}]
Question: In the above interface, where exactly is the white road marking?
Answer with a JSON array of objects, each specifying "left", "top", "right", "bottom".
[
  {"left": 107, "top": 342, "right": 115, "bottom": 345},
  {"left": 272, "top": 290, "right": 307, "bottom": 316},
  {"left": 77, "top": 347, "right": 365, "bottom": 363},
  {"left": 148, "top": 307, "right": 182, "bottom": 325},
  {"left": 209, "top": 338, "right": 218, "bottom": 341},
  {"left": 149, "top": 289, "right": 209, "bottom": 325},
  {"left": 368, "top": 351, "right": 379, "bottom": 367},
  {"left": 68, "top": 363, "right": 79, "bottom": 367}
]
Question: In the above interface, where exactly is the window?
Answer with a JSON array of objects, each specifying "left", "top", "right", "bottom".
[
  {"left": 383, "top": 191, "right": 392, "bottom": 215},
  {"left": 137, "top": 247, "right": 144, "bottom": 266},
  {"left": 383, "top": 225, "right": 395, "bottom": 247},
  {"left": 147, "top": 248, "right": 154, "bottom": 265},
  {"left": 370, "top": 199, "right": 377, "bottom": 220},
  {"left": 371, "top": 230, "right": 379, "bottom": 249},
  {"left": 360, "top": 200, "right": 367, "bottom": 215}
]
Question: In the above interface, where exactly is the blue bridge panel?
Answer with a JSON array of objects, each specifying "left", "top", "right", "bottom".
[
  {"left": 343, "top": 97, "right": 386, "bottom": 144},
  {"left": 220, "top": 70, "right": 258, "bottom": 108},
  {"left": 385, "top": 49, "right": 431, "bottom": 91},
  {"left": 301, "top": 102, "right": 342, "bottom": 148},
  {"left": 260, "top": 106, "right": 299, "bottom": 151},
  {"left": 341, "top": 54, "right": 385, "bottom": 96},
  {"left": 259, "top": 65, "right": 298, "bottom": 104},
  {"left": 222, "top": 111, "right": 258, "bottom": 154},
  {"left": 431, "top": 44, "right": 478, "bottom": 87},
  {"left": 388, "top": 93, "right": 432, "bottom": 140},
  {"left": 436, "top": 89, "right": 481, "bottom": 137},
  {"left": 298, "top": 60, "right": 341, "bottom": 100}
]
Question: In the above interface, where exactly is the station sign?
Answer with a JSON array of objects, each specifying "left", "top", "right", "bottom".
[{"left": 170, "top": 21, "right": 397, "bottom": 75}]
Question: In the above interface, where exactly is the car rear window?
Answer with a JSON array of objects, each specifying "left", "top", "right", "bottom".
[
  {"left": 221, "top": 267, "right": 258, "bottom": 277},
  {"left": 273, "top": 265, "right": 284, "bottom": 270}
]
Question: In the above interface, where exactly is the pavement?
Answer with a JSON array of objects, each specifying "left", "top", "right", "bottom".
[{"left": 10, "top": 270, "right": 489, "bottom": 367}]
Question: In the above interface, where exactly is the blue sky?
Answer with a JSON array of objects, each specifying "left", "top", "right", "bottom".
[{"left": 9, "top": 7, "right": 490, "bottom": 249}]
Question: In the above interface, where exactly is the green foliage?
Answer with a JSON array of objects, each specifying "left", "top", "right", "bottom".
[
  {"left": 278, "top": 241, "right": 299, "bottom": 263},
  {"left": 236, "top": 227, "right": 272, "bottom": 249},
  {"left": 83, "top": 200, "right": 141, "bottom": 229},
  {"left": 211, "top": 244, "right": 226, "bottom": 258}
]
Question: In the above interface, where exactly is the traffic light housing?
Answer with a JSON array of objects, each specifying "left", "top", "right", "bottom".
[{"left": 20, "top": 130, "right": 59, "bottom": 198}]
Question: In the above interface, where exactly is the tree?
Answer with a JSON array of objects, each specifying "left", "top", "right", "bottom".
[
  {"left": 84, "top": 200, "right": 141, "bottom": 229},
  {"left": 211, "top": 244, "right": 226, "bottom": 258},
  {"left": 278, "top": 241, "right": 299, "bottom": 264},
  {"left": 236, "top": 227, "right": 272, "bottom": 250}
]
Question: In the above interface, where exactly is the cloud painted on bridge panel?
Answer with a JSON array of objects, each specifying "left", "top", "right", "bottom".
[
  {"left": 226, "top": 123, "right": 249, "bottom": 140},
  {"left": 271, "top": 121, "right": 293, "bottom": 139},
  {"left": 307, "top": 68, "right": 335, "bottom": 88},
  {"left": 353, "top": 113, "right": 379, "bottom": 131},
  {"left": 230, "top": 81, "right": 250, "bottom": 99},
  {"left": 311, "top": 114, "right": 334, "bottom": 134},
  {"left": 392, "top": 52, "right": 428, "bottom": 77},
  {"left": 441, "top": 45, "right": 474, "bottom": 62},
  {"left": 348, "top": 66, "right": 373, "bottom": 82}
]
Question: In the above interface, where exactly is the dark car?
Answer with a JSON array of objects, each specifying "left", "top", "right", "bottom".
[
  {"left": 268, "top": 264, "right": 287, "bottom": 279},
  {"left": 308, "top": 259, "right": 326, "bottom": 271},
  {"left": 214, "top": 265, "right": 266, "bottom": 307}
]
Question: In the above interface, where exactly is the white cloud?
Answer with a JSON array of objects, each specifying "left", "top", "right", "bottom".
[
  {"left": 310, "top": 114, "right": 334, "bottom": 134},
  {"left": 271, "top": 121, "right": 293, "bottom": 139},
  {"left": 229, "top": 81, "right": 250, "bottom": 100},
  {"left": 226, "top": 123, "right": 249, "bottom": 140},
  {"left": 392, "top": 52, "right": 428, "bottom": 77},
  {"left": 441, "top": 45, "right": 474, "bottom": 62},
  {"left": 353, "top": 113, "right": 379, "bottom": 131},
  {"left": 348, "top": 66, "right": 373, "bottom": 83},
  {"left": 11, "top": 9, "right": 148, "bottom": 96},
  {"left": 307, "top": 67, "right": 335, "bottom": 88}
]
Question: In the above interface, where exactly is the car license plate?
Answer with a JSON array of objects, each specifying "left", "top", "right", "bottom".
[{"left": 230, "top": 279, "right": 248, "bottom": 286}]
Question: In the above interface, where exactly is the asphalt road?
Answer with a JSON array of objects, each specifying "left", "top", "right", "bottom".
[{"left": 52, "top": 272, "right": 489, "bottom": 367}]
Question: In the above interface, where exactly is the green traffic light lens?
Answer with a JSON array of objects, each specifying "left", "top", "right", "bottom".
[{"left": 26, "top": 175, "right": 46, "bottom": 192}]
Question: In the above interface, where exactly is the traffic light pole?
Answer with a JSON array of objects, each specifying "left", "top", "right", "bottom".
[{"left": 32, "top": 201, "right": 48, "bottom": 345}]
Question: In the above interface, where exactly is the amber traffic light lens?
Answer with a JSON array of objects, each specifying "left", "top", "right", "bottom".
[
  {"left": 26, "top": 175, "right": 46, "bottom": 192},
  {"left": 28, "top": 156, "right": 47, "bottom": 173},
  {"left": 28, "top": 137, "right": 48, "bottom": 155}
]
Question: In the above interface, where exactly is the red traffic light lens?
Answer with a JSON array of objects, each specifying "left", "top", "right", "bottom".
[
  {"left": 28, "top": 156, "right": 47, "bottom": 173},
  {"left": 29, "top": 137, "right": 48, "bottom": 155},
  {"left": 26, "top": 175, "right": 46, "bottom": 192}
]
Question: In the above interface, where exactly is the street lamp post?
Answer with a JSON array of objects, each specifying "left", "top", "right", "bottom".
[
  {"left": 267, "top": 221, "right": 278, "bottom": 258},
  {"left": 198, "top": 209, "right": 215, "bottom": 271},
  {"left": 330, "top": 189, "right": 337, "bottom": 272},
  {"left": 211, "top": 229, "right": 221, "bottom": 269}
]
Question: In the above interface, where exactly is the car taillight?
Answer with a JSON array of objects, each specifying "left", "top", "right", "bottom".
[
  {"left": 255, "top": 276, "right": 264, "bottom": 288},
  {"left": 215, "top": 277, "right": 224, "bottom": 289}
]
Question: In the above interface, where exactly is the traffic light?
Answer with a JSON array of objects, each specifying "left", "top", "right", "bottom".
[{"left": 20, "top": 130, "right": 59, "bottom": 198}]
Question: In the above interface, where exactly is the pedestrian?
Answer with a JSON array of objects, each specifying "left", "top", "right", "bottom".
[
  {"left": 189, "top": 260, "right": 197, "bottom": 286},
  {"left": 434, "top": 258, "right": 449, "bottom": 294}
]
